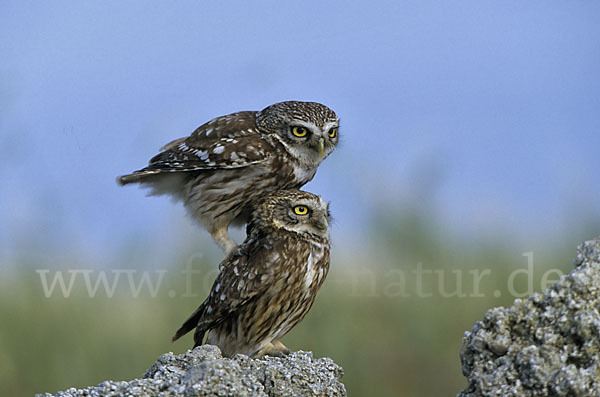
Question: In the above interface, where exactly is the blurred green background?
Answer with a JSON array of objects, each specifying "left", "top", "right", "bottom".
[{"left": 2, "top": 205, "right": 598, "bottom": 396}]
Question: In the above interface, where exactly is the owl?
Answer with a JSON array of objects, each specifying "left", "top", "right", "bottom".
[
  {"left": 172, "top": 189, "right": 331, "bottom": 358},
  {"left": 117, "top": 101, "right": 339, "bottom": 254}
]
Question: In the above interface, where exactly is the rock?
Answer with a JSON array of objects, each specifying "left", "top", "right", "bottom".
[
  {"left": 37, "top": 345, "right": 346, "bottom": 397},
  {"left": 458, "top": 238, "right": 600, "bottom": 397}
]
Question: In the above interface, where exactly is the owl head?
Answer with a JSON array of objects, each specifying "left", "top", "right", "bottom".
[
  {"left": 256, "top": 101, "right": 339, "bottom": 166},
  {"left": 248, "top": 189, "right": 331, "bottom": 240}
]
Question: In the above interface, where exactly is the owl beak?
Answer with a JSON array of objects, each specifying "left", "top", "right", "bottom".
[{"left": 318, "top": 138, "right": 325, "bottom": 156}]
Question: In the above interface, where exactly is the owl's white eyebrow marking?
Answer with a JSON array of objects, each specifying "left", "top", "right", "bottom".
[{"left": 322, "top": 121, "right": 339, "bottom": 133}]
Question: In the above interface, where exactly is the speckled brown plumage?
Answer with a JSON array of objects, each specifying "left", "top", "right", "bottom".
[
  {"left": 172, "top": 189, "right": 331, "bottom": 358},
  {"left": 117, "top": 101, "right": 338, "bottom": 253}
]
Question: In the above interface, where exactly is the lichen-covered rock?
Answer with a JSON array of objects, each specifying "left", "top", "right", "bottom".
[
  {"left": 458, "top": 238, "right": 600, "bottom": 397},
  {"left": 37, "top": 345, "right": 346, "bottom": 397}
]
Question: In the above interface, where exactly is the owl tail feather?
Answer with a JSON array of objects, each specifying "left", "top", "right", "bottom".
[{"left": 172, "top": 305, "right": 204, "bottom": 342}]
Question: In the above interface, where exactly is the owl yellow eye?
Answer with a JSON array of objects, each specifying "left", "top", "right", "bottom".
[
  {"left": 328, "top": 128, "right": 338, "bottom": 138},
  {"left": 293, "top": 205, "right": 309, "bottom": 215},
  {"left": 292, "top": 126, "right": 308, "bottom": 137}
]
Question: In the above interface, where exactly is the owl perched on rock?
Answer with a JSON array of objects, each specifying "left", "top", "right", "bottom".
[
  {"left": 118, "top": 101, "right": 339, "bottom": 254},
  {"left": 172, "top": 189, "right": 331, "bottom": 358}
]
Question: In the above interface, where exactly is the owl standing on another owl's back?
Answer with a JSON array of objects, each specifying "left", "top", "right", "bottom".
[
  {"left": 172, "top": 189, "right": 331, "bottom": 358},
  {"left": 117, "top": 101, "right": 339, "bottom": 254}
]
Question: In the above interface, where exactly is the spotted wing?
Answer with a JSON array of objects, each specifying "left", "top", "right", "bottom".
[
  {"left": 172, "top": 239, "right": 276, "bottom": 343},
  {"left": 147, "top": 111, "right": 273, "bottom": 172}
]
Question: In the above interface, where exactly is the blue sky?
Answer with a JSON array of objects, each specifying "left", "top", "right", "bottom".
[{"left": 2, "top": 1, "right": 599, "bottom": 266}]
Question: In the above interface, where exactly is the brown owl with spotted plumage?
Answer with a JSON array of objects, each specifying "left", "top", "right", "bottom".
[
  {"left": 172, "top": 189, "right": 330, "bottom": 358},
  {"left": 117, "top": 101, "right": 339, "bottom": 254}
]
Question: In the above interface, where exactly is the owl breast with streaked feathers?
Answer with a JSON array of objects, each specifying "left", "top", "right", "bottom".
[
  {"left": 118, "top": 101, "right": 338, "bottom": 254},
  {"left": 172, "top": 189, "right": 331, "bottom": 358}
]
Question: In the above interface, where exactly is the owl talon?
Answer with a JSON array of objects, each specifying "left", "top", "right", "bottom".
[
  {"left": 258, "top": 341, "right": 292, "bottom": 358},
  {"left": 117, "top": 101, "right": 338, "bottom": 253},
  {"left": 231, "top": 245, "right": 248, "bottom": 257},
  {"left": 172, "top": 190, "right": 331, "bottom": 358},
  {"left": 222, "top": 245, "right": 247, "bottom": 264}
]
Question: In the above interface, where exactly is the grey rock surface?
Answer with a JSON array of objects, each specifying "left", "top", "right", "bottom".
[
  {"left": 38, "top": 345, "right": 346, "bottom": 397},
  {"left": 458, "top": 238, "right": 600, "bottom": 397}
]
